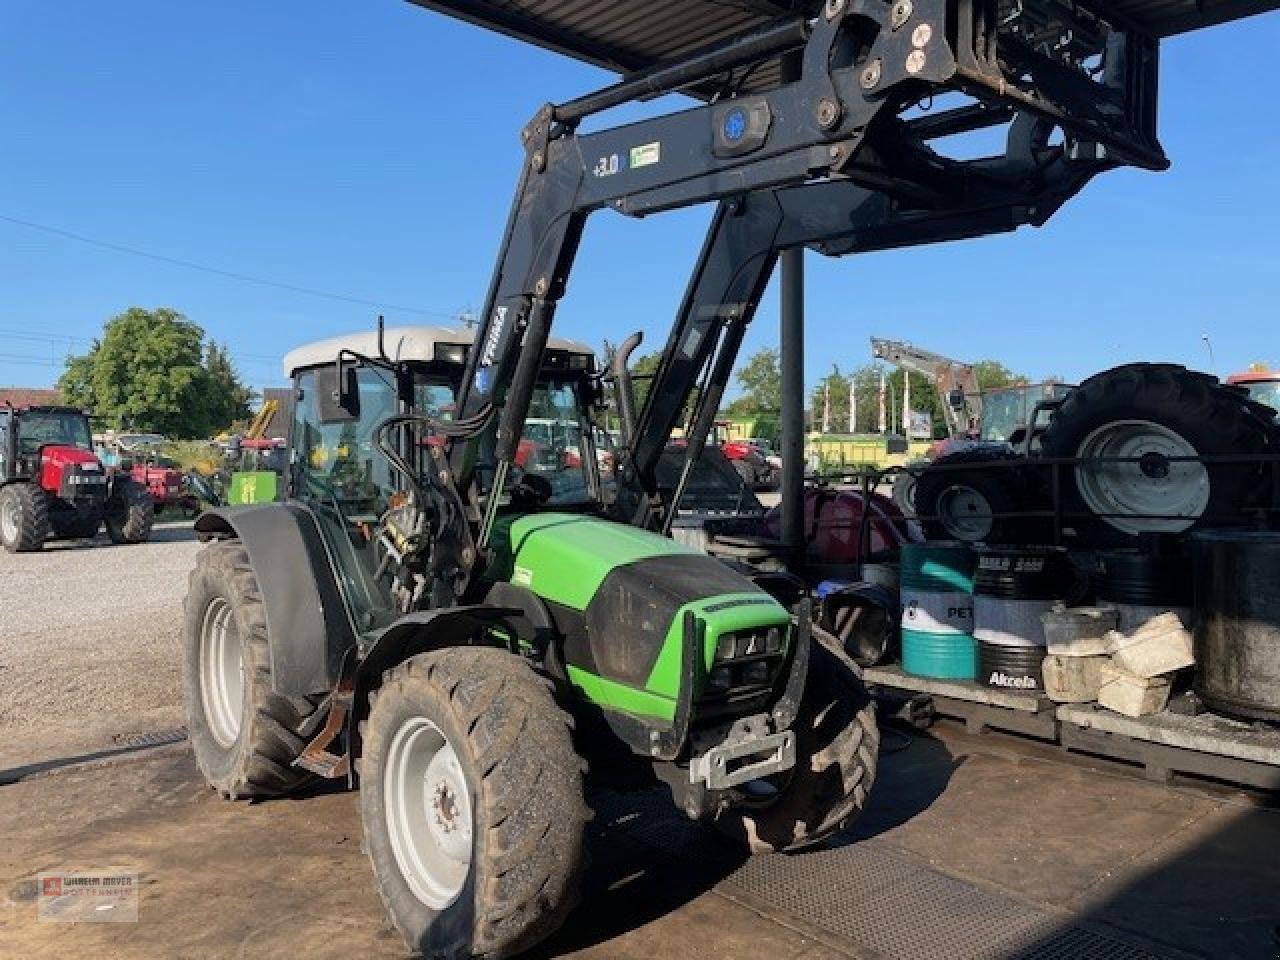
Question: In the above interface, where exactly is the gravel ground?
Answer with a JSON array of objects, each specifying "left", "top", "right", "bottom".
[{"left": 0, "top": 522, "right": 203, "bottom": 768}]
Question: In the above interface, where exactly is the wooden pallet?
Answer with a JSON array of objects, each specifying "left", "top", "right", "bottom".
[
  {"left": 1057, "top": 704, "right": 1280, "bottom": 790},
  {"left": 863, "top": 664, "right": 1058, "bottom": 740},
  {"left": 865, "top": 664, "right": 1280, "bottom": 790}
]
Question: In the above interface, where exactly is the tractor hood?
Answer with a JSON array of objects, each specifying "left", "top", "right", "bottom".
[
  {"left": 40, "top": 445, "right": 105, "bottom": 492},
  {"left": 495, "top": 513, "right": 792, "bottom": 719}
]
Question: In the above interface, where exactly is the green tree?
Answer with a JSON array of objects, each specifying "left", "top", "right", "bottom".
[
  {"left": 59, "top": 307, "right": 252, "bottom": 439},
  {"left": 972, "top": 360, "right": 1026, "bottom": 391},
  {"left": 725, "top": 347, "right": 781, "bottom": 416}
]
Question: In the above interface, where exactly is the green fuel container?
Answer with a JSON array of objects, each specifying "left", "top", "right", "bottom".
[{"left": 900, "top": 542, "right": 977, "bottom": 680}]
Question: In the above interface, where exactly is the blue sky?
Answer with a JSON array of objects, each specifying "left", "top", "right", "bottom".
[{"left": 1, "top": 2, "right": 1277, "bottom": 395}]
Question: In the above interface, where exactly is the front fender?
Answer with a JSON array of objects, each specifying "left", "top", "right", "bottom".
[{"left": 194, "top": 504, "right": 358, "bottom": 697}]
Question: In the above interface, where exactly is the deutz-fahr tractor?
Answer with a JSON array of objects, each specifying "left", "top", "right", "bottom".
[
  {"left": 0, "top": 405, "right": 153, "bottom": 553},
  {"left": 186, "top": 325, "right": 878, "bottom": 957},
  {"left": 183, "top": 2, "right": 1179, "bottom": 954}
]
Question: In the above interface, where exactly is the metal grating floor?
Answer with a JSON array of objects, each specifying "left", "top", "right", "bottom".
[{"left": 589, "top": 788, "right": 1173, "bottom": 960}]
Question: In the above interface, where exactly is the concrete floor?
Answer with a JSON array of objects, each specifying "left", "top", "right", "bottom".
[{"left": 2, "top": 721, "right": 1277, "bottom": 960}]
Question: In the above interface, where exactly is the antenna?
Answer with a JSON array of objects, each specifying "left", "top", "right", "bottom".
[{"left": 376, "top": 315, "right": 390, "bottom": 363}]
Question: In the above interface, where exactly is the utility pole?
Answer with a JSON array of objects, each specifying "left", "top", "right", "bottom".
[
  {"left": 848, "top": 375, "right": 857, "bottom": 434},
  {"left": 878, "top": 369, "right": 887, "bottom": 433},
  {"left": 902, "top": 370, "right": 911, "bottom": 435},
  {"left": 822, "top": 382, "right": 831, "bottom": 434}
]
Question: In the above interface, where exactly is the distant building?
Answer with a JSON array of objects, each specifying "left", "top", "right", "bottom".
[{"left": 0, "top": 387, "right": 62, "bottom": 408}]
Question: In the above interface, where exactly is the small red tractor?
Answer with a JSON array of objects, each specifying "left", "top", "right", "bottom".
[{"left": 0, "top": 405, "right": 153, "bottom": 552}]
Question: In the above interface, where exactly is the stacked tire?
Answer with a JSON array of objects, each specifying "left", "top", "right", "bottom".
[{"left": 1040, "top": 364, "right": 1279, "bottom": 545}]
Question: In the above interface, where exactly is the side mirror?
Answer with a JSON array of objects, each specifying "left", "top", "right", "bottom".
[
  {"left": 316, "top": 363, "right": 360, "bottom": 424},
  {"left": 948, "top": 387, "right": 965, "bottom": 410}
]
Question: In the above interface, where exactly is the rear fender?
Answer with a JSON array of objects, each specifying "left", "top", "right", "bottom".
[{"left": 194, "top": 504, "right": 358, "bottom": 698}]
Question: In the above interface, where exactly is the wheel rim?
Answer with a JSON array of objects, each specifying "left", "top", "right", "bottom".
[
  {"left": 1074, "top": 420, "right": 1208, "bottom": 535},
  {"left": 199, "top": 598, "right": 244, "bottom": 748},
  {"left": 936, "top": 484, "right": 994, "bottom": 541},
  {"left": 0, "top": 495, "right": 19, "bottom": 543},
  {"left": 384, "top": 717, "right": 473, "bottom": 910}
]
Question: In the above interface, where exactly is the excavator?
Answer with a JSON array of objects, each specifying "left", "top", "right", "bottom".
[{"left": 179, "top": 4, "right": 1177, "bottom": 956}]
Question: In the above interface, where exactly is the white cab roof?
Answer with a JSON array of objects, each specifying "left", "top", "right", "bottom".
[{"left": 283, "top": 325, "right": 593, "bottom": 377}]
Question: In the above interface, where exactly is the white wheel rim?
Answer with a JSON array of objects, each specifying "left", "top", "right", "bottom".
[
  {"left": 936, "top": 484, "right": 994, "bottom": 541},
  {"left": 1075, "top": 420, "right": 1208, "bottom": 535},
  {"left": 0, "top": 496, "right": 18, "bottom": 543},
  {"left": 199, "top": 598, "right": 244, "bottom": 748},
  {"left": 385, "top": 717, "right": 473, "bottom": 910}
]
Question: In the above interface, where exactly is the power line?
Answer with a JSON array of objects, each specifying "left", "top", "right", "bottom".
[{"left": 0, "top": 213, "right": 457, "bottom": 319}]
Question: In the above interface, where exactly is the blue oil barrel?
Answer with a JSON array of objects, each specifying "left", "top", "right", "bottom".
[{"left": 900, "top": 542, "right": 977, "bottom": 680}]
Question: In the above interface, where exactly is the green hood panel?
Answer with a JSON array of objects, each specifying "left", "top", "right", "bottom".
[
  {"left": 502, "top": 513, "right": 699, "bottom": 611},
  {"left": 493, "top": 512, "right": 793, "bottom": 720}
]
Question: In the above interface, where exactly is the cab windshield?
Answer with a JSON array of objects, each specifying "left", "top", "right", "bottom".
[
  {"left": 17, "top": 411, "right": 92, "bottom": 455},
  {"left": 1245, "top": 380, "right": 1280, "bottom": 418},
  {"left": 415, "top": 371, "right": 598, "bottom": 508}
]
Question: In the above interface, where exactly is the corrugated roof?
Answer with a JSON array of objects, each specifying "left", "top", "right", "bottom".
[{"left": 410, "top": 0, "right": 1279, "bottom": 86}]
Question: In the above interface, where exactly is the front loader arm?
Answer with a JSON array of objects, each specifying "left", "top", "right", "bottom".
[{"left": 441, "top": 0, "right": 1165, "bottom": 596}]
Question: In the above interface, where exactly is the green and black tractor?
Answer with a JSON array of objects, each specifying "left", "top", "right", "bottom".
[
  {"left": 185, "top": 325, "right": 877, "bottom": 957},
  {"left": 182, "top": 3, "right": 1176, "bottom": 953}
]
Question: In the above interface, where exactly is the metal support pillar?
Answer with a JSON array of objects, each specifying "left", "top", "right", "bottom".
[{"left": 778, "top": 52, "right": 805, "bottom": 554}]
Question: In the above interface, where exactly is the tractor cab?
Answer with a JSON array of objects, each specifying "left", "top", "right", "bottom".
[{"left": 281, "top": 325, "right": 602, "bottom": 630}]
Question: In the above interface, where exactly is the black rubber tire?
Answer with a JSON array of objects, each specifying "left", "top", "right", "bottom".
[
  {"left": 913, "top": 446, "right": 1039, "bottom": 544},
  {"left": 1039, "top": 363, "right": 1278, "bottom": 546},
  {"left": 49, "top": 507, "right": 101, "bottom": 541},
  {"left": 892, "top": 458, "right": 928, "bottom": 520},
  {"left": 0, "top": 482, "right": 49, "bottom": 553},
  {"left": 358, "top": 648, "right": 587, "bottom": 959},
  {"left": 183, "top": 541, "right": 321, "bottom": 799},
  {"left": 714, "top": 634, "right": 879, "bottom": 853},
  {"left": 105, "top": 478, "right": 154, "bottom": 544}
]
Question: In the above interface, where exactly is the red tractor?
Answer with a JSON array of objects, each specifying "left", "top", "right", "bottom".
[{"left": 0, "top": 405, "right": 153, "bottom": 552}]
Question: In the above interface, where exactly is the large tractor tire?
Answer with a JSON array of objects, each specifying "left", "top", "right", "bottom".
[
  {"left": 913, "top": 446, "right": 1038, "bottom": 544},
  {"left": 183, "top": 542, "right": 322, "bottom": 799},
  {"left": 0, "top": 482, "right": 49, "bottom": 553},
  {"left": 1039, "top": 364, "right": 1278, "bottom": 545},
  {"left": 105, "top": 478, "right": 154, "bottom": 544},
  {"left": 358, "top": 647, "right": 587, "bottom": 959},
  {"left": 714, "top": 634, "right": 879, "bottom": 853}
]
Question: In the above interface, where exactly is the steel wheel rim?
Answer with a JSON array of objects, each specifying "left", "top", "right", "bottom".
[
  {"left": 385, "top": 716, "right": 473, "bottom": 910},
  {"left": 936, "top": 484, "right": 994, "bottom": 541},
  {"left": 0, "top": 496, "right": 18, "bottom": 543},
  {"left": 199, "top": 598, "right": 244, "bottom": 748},
  {"left": 1075, "top": 420, "right": 1208, "bottom": 535}
]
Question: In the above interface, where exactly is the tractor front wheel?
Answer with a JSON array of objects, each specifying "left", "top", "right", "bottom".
[
  {"left": 105, "top": 478, "right": 154, "bottom": 544},
  {"left": 359, "top": 648, "right": 587, "bottom": 959},
  {"left": 0, "top": 482, "right": 49, "bottom": 553},
  {"left": 714, "top": 635, "right": 879, "bottom": 853},
  {"left": 183, "top": 542, "right": 321, "bottom": 799}
]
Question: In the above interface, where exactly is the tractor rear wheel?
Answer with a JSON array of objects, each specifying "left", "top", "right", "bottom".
[
  {"left": 359, "top": 647, "right": 587, "bottom": 960},
  {"left": 0, "top": 482, "right": 49, "bottom": 553},
  {"left": 105, "top": 478, "right": 154, "bottom": 544},
  {"left": 913, "top": 446, "right": 1037, "bottom": 544},
  {"left": 1039, "top": 364, "right": 1278, "bottom": 545},
  {"left": 713, "top": 635, "right": 879, "bottom": 853},
  {"left": 183, "top": 542, "right": 321, "bottom": 799}
]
